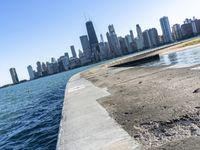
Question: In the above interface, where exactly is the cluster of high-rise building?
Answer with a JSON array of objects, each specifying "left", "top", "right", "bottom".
[
  {"left": 27, "top": 48, "right": 81, "bottom": 81},
  {"left": 8, "top": 16, "right": 200, "bottom": 85},
  {"left": 172, "top": 17, "right": 200, "bottom": 41}
]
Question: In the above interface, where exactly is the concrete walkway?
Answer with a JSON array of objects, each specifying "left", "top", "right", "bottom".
[{"left": 57, "top": 73, "right": 141, "bottom": 150}]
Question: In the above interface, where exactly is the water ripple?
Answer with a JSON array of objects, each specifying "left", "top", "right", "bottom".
[{"left": 0, "top": 65, "right": 95, "bottom": 150}]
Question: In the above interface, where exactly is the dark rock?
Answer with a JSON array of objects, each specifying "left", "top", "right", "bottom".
[
  {"left": 138, "top": 81, "right": 142, "bottom": 84},
  {"left": 193, "top": 88, "right": 200, "bottom": 93},
  {"left": 165, "top": 132, "right": 172, "bottom": 136},
  {"left": 124, "top": 112, "right": 129, "bottom": 115},
  {"left": 134, "top": 134, "right": 140, "bottom": 138}
]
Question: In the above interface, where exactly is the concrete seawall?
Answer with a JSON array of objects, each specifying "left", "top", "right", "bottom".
[{"left": 56, "top": 73, "right": 141, "bottom": 150}]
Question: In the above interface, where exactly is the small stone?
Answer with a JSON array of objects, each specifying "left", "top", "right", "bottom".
[
  {"left": 190, "top": 126, "right": 197, "bottom": 132},
  {"left": 163, "top": 106, "right": 167, "bottom": 109},
  {"left": 124, "top": 112, "right": 129, "bottom": 115},
  {"left": 134, "top": 134, "right": 141, "bottom": 138}
]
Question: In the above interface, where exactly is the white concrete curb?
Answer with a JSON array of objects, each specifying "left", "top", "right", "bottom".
[{"left": 57, "top": 73, "right": 141, "bottom": 150}]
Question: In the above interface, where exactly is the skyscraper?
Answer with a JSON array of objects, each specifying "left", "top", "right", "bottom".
[
  {"left": 136, "top": 24, "right": 145, "bottom": 50},
  {"left": 172, "top": 24, "right": 183, "bottom": 41},
  {"left": 27, "top": 65, "right": 35, "bottom": 80},
  {"left": 51, "top": 58, "right": 59, "bottom": 74},
  {"left": 70, "top": 45, "right": 77, "bottom": 58},
  {"left": 184, "top": 18, "right": 198, "bottom": 35},
  {"left": 148, "top": 28, "right": 160, "bottom": 47},
  {"left": 125, "top": 34, "right": 133, "bottom": 52},
  {"left": 130, "top": 30, "right": 135, "bottom": 42},
  {"left": 99, "top": 34, "right": 109, "bottom": 60},
  {"left": 42, "top": 62, "right": 48, "bottom": 76},
  {"left": 36, "top": 61, "right": 43, "bottom": 77},
  {"left": 80, "top": 35, "right": 91, "bottom": 59},
  {"left": 107, "top": 24, "right": 122, "bottom": 56},
  {"left": 143, "top": 30, "right": 152, "bottom": 49},
  {"left": 9, "top": 68, "right": 19, "bottom": 84},
  {"left": 86, "top": 21, "right": 100, "bottom": 62},
  {"left": 181, "top": 23, "right": 194, "bottom": 38},
  {"left": 136, "top": 24, "right": 144, "bottom": 40},
  {"left": 118, "top": 37, "right": 129, "bottom": 55},
  {"left": 194, "top": 19, "right": 200, "bottom": 34},
  {"left": 46, "top": 62, "right": 54, "bottom": 75},
  {"left": 64, "top": 52, "right": 70, "bottom": 61},
  {"left": 58, "top": 56, "right": 69, "bottom": 71},
  {"left": 160, "top": 16, "right": 173, "bottom": 43}
]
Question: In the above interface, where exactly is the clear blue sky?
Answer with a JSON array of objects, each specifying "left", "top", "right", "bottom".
[{"left": 1, "top": 0, "right": 200, "bottom": 85}]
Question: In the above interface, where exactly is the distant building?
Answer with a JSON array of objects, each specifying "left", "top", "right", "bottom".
[
  {"left": 36, "top": 61, "right": 43, "bottom": 77},
  {"left": 130, "top": 30, "right": 135, "bottom": 42},
  {"left": 78, "top": 50, "right": 91, "bottom": 65},
  {"left": 99, "top": 40, "right": 109, "bottom": 60},
  {"left": 106, "top": 32, "right": 115, "bottom": 58},
  {"left": 159, "top": 35, "right": 165, "bottom": 45},
  {"left": 65, "top": 53, "right": 69, "bottom": 61},
  {"left": 181, "top": 18, "right": 200, "bottom": 38},
  {"left": 69, "top": 57, "right": 81, "bottom": 69},
  {"left": 136, "top": 24, "right": 145, "bottom": 50},
  {"left": 107, "top": 24, "right": 122, "bottom": 57},
  {"left": 148, "top": 28, "right": 160, "bottom": 47},
  {"left": 42, "top": 62, "right": 48, "bottom": 76},
  {"left": 27, "top": 65, "right": 35, "bottom": 80},
  {"left": 86, "top": 21, "right": 100, "bottom": 62},
  {"left": 160, "top": 16, "right": 173, "bottom": 43},
  {"left": 143, "top": 30, "right": 152, "bottom": 49},
  {"left": 80, "top": 35, "right": 92, "bottom": 60},
  {"left": 124, "top": 35, "right": 134, "bottom": 53},
  {"left": 118, "top": 36, "right": 129, "bottom": 55},
  {"left": 70, "top": 45, "right": 77, "bottom": 58},
  {"left": 46, "top": 62, "right": 54, "bottom": 75},
  {"left": 51, "top": 59, "right": 59, "bottom": 74},
  {"left": 99, "top": 34, "right": 108, "bottom": 60},
  {"left": 9, "top": 68, "right": 19, "bottom": 84},
  {"left": 181, "top": 23, "right": 194, "bottom": 38},
  {"left": 58, "top": 56, "right": 69, "bottom": 71},
  {"left": 51, "top": 58, "right": 56, "bottom": 63},
  {"left": 194, "top": 19, "right": 200, "bottom": 34},
  {"left": 172, "top": 24, "right": 183, "bottom": 41},
  {"left": 184, "top": 18, "right": 198, "bottom": 34}
]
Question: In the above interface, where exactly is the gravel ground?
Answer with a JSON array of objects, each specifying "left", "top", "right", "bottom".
[{"left": 81, "top": 65, "right": 200, "bottom": 150}]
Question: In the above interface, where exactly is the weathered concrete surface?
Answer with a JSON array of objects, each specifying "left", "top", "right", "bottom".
[
  {"left": 81, "top": 64, "right": 200, "bottom": 150},
  {"left": 57, "top": 73, "right": 141, "bottom": 150}
]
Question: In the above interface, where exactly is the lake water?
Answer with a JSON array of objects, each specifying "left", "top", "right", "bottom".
[
  {"left": 142, "top": 46, "right": 200, "bottom": 67},
  {"left": 0, "top": 65, "right": 98, "bottom": 150}
]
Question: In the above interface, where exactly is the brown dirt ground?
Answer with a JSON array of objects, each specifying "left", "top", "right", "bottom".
[{"left": 81, "top": 65, "right": 200, "bottom": 150}]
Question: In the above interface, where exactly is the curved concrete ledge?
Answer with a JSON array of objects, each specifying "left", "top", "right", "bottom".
[{"left": 57, "top": 73, "right": 141, "bottom": 150}]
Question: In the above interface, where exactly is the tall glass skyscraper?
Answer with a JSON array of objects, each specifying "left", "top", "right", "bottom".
[
  {"left": 80, "top": 35, "right": 91, "bottom": 59},
  {"left": 27, "top": 65, "right": 35, "bottom": 80},
  {"left": 136, "top": 24, "right": 145, "bottom": 49},
  {"left": 70, "top": 45, "right": 77, "bottom": 58},
  {"left": 107, "top": 24, "right": 122, "bottom": 56},
  {"left": 86, "top": 21, "right": 100, "bottom": 62},
  {"left": 9, "top": 68, "right": 19, "bottom": 84},
  {"left": 160, "top": 16, "right": 173, "bottom": 43}
]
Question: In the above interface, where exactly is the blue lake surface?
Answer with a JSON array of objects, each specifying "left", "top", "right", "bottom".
[
  {"left": 0, "top": 65, "right": 98, "bottom": 150},
  {"left": 143, "top": 46, "right": 200, "bottom": 67}
]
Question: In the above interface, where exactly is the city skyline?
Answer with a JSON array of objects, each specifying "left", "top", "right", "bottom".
[{"left": 1, "top": 0, "right": 200, "bottom": 85}]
